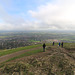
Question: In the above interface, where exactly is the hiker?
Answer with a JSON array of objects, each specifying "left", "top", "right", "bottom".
[
  {"left": 59, "top": 42, "right": 61, "bottom": 46},
  {"left": 52, "top": 42, "right": 55, "bottom": 46},
  {"left": 61, "top": 42, "right": 63, "bottom": 48},
  {"left": 43, "top": 43, "right": 46, "bottom": 52}
]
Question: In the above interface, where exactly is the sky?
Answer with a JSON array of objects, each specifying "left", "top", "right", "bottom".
[{"left": 0, "top": 0, "right": 75, "bottom": 31}]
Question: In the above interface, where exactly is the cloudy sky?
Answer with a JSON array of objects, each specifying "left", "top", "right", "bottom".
[{"left": 0, "top": 0, "right": 75, "bottom": 31}]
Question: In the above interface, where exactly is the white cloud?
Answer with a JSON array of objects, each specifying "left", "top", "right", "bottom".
[
  {"left": 0, "top": 2, "right": 40, "bottom": 31},
  {"left": 0, "top": 0, "right": 75, "bottom": 30},
  {"left": 29, "top": 0, "right": 75, "bottom": 30}
]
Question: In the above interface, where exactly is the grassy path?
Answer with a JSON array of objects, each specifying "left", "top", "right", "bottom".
[
  {"left": 0, "top": 46, "right": 42, "bottom": 63},
  {"left": 0, "top": 44, "right": 42, "bottom": 57}
]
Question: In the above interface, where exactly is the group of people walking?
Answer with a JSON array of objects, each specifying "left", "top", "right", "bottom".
[
  {"left": 53, "top": 42, "right": 63, "bottom": 48},
  {"left": 43, "top": 42, "right": 64, "bottom": 52}
]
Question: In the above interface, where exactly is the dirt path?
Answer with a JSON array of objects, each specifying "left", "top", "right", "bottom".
[
  {"left": 10, "top": 46, "right": 75, "bottom": 64},
  {"left": 0, "top": 47, "right": 42, "bottom": 63},
  {"left": 0, "top": 45, "right": 75, "bottom": 65},
  {"left": 10, "top": 47, "right": 58, "bottom": 63}
]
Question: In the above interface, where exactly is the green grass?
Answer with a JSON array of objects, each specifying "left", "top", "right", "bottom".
[
  {"left": 60, "top": 39, "right": 75, "bottom": 42},
  {"left": 0, "top": 36, "right": 8, "bottom": 38},
  {"left": 6, "top": 48, "right": 43, "bottom": 62},
  {"left": 0, "top": 44, "right": 42, "bottom": 57},
  {"left": 49, "top": 42, "right": 75, "bottom": 48},
  {"left": 64, "top": 43, "right": 75, "bottom": 48},
  {"left": 0, "top": 36, "right": 13, "bottom": 38}
]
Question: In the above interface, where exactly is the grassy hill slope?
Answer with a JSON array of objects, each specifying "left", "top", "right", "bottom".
[
  {"left": 0, "top": 43, "right": 75, "bottom": 75},
  {"left": 0, "top": 44, "right": 42, "bottom": 57}
]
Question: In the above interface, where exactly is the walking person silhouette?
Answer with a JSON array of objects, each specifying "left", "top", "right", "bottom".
[
  {"left": 43, "top": 43, "right": 46, "bottom": 52},
  {"left": 53, "top": 42, "right": 55, "bottom": 46},
  {"left": 61, "top": 42, "right": 63, "bottom": 48}
]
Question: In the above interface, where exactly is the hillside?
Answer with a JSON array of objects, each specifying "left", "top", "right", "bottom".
[{"left": 0, "top": 43, "right": 75, "bottom": 75}]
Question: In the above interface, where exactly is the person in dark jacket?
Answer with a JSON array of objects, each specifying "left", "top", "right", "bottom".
[
  {"left": 52, "top": 42, "right": 55, "bottom": 46},
  {"left": 61, "top": 42, "right": 63, "bottom": 48},
  {"left": 43, "top": 43, "right": 46, "bottom": 52}
]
